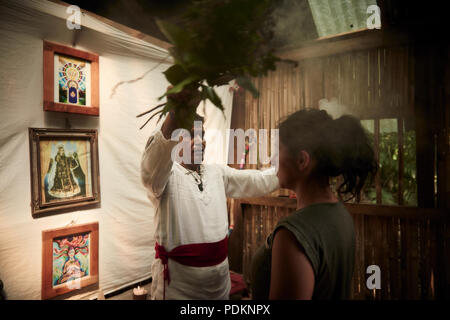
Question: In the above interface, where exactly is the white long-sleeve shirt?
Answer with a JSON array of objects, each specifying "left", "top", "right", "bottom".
[{"left": 141, "top": 129, "right": 279, "bottom": 299}]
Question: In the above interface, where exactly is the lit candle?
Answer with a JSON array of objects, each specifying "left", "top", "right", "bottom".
[{"left": 133, "top": 285, "right": 148, "bottom": 300}]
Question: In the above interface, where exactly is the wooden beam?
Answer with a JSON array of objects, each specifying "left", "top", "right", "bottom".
[
  {"left": 239, "top": 196, "right": 297, "bottom": 209},
  {"left": 48, "top": 0, "right": 171, "bottom": 51},
  {"left": 238, "top": 197, "right": 448, "bottom": 219},
  {"left": 276, "top": 29, "right": 411, "bottom": 61},
  {"left": 345, "top": 203, "right": 447, "bottom": 220}
]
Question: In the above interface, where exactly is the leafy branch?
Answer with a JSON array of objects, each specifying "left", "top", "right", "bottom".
[{"left": 138, "top": 0, "right": 280, "bottom": 129}]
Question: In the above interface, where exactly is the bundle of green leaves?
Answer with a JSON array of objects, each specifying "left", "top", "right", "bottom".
[{"left": 138, "top": 0, "right": 280, "bottom": 129}]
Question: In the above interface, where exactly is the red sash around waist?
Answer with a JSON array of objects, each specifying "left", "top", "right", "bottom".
[{"left": 155, "top": 237, "right": 228, "bottom": 299}]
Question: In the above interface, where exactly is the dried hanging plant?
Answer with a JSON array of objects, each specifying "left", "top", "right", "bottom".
[{"left": 138, "top": 0, "right": 280, "bottom": 129}]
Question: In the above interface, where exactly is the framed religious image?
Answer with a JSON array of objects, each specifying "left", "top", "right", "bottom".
[
  {"left": 42, "top": 222, "right": 99, "bottom": 300},
  {"left": 29, "top": 128, "right": 100, "bottom": 216},
  {"left": 43, "top": 41, "right": 99, "bottom": 116}
]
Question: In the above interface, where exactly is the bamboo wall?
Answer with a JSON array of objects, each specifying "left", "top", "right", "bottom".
[
  {"left": 243, "top": 45, "right": 416, "bottom": 198},
  {"left": 244, "top": 45, "right": 415, "bottom": 137}
]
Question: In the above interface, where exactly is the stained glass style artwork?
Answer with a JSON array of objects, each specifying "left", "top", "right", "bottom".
[
  {"left": 54, "top": 54, "right": 91, "bottom": 106},
  {"left": 44, "top": 41, "right": 99, "bottom": 115}
]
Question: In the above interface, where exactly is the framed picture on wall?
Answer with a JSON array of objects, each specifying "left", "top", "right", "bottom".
[
  {"left": 29, "top": 128, "right": 100, "bottom": 216},
  {"left": 43, "top": 41, "right": 99, "bottom": 116},
  {"left": 42, "top": 222, "right": 99, "bottom": 300}
]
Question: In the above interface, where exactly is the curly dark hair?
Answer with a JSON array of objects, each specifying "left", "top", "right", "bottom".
[{"left": 278, "top": 109, "right": 378, "bottom": 201}]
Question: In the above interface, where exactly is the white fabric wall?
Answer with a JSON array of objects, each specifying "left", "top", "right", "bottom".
[{"left": 0, "top": 0, "right": 233, "bottom": 299}]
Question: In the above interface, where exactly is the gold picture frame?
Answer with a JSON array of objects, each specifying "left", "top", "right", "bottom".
[{"left": 29, "top": 128, "right": 100, "bottom": 216}]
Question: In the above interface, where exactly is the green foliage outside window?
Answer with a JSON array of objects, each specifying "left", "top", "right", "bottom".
[{"left": 360, "top": 119, "right": 417, "bottom": 206}]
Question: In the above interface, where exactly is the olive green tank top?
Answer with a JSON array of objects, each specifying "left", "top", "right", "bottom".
[{"left": 250, "top": 201, "right": 355, "bottom": 299}]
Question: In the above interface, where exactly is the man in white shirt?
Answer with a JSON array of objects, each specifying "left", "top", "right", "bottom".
[{"left": 141, "top": 104, "right": 278, "bottom": 300}]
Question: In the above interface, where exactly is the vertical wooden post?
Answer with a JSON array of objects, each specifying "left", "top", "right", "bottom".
[
  {"left": 227, "top": 87, "right": 246, "bottom": 168},
  {"left": 374, "top": 118, "right": 382, "bottom": 204},
  {"left": 414, "top": 45, "right": 436, "bottom": 208},
  {"left": 227, "top": 87, "right": 246, "bottom": 273},
  {"left": 437, "top": 45, "right": 450, "bottom": 210},
  {"left": 398, "top": 118, "right": 404, "bottom": 205},
  {"left": 436, "top": 44, "right": 450, "bottom": 299},
  {"left": 414, "top": 43, "right": 449, "bottom": 298}
]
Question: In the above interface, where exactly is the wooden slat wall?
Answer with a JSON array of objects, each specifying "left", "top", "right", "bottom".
[
  {"left": 244, "top": 46, "right": 414, "bottom": 134},
  {"left": 242, "top": 45, "right": 416, "bottom": 198},
  {"left": 236, "top": 198, "right": 448, "bottom": 300}
]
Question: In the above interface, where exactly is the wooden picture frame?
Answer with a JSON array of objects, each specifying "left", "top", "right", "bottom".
[
  {"left": 29, "top": 128, "right": 100, "bottom": 216},
  {"left": 43, "top": 41, "right": 99, "bottom": 116},
  {"left": 42, "top": 222, "right": 99, "bottom": 300}
]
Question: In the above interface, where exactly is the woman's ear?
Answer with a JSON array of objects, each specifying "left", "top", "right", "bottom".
[{"left": 296, "top": 150, "right": 311, "bottom": 172}]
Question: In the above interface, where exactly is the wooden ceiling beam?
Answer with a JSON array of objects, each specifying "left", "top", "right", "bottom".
[
  {"left": 276, "top": 28, "right": 412, "bottom": 61},
  {"left": 49, "top": 0, "right": 171, "bottom": 50}
]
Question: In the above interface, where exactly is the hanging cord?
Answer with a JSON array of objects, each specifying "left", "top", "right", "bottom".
[
  {"left": 64, "top": 217, "right": 78, "bottom": 228},
  {"left": 183, "top": 165, "right": 204, "bottom": 192},
  {"left": 110, "top": 53, "right": 170, "bottom": 99}
]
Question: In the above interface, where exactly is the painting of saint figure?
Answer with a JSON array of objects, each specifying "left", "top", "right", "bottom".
[
  {"left": 52, "top": 233, "right": 90, "bottom": 287},
  {"left": 29, "top": 128, "right": 99, "bottom": 216},
  {"left": 54, "top": 54, "right": 91, "bottom": 106},
  {"left": 39, "top": 139, "right": 92, "bottom": 204}
]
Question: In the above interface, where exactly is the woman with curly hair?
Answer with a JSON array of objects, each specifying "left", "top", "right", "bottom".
[{"left": 251, "top": 109, "right": 377, "bottom": 300}]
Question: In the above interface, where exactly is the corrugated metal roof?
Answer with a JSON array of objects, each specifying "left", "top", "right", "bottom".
[{"left": 308, "top": 0, "right": 378, "bottom": 38}]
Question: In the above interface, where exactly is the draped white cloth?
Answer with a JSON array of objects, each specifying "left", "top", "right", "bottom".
[
  {"left": 0, "top": 0, "right": 234, "bottom": 299},
  {"left": 141, "top": 130, "right": 279, "bottom": 299}
]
